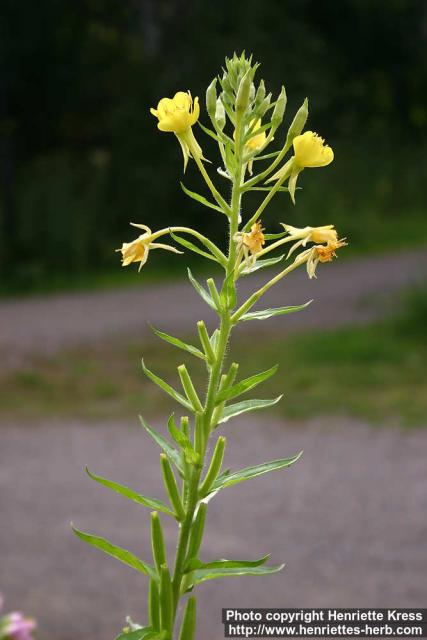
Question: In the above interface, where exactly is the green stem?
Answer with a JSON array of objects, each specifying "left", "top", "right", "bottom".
[{"left": 168, "top": 128, "right": 244, "bottom": 638}]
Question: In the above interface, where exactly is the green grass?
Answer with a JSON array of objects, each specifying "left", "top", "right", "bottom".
[{"left": 2, "top": 289, "right": 426, "bottom": 427}]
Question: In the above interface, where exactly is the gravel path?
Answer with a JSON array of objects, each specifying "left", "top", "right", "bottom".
[
  {"left": 1, "top": 416, "right": 426, "bottom": 639},
  {"left": 1, "top": 247, "right": 426, "bottom": 371}
]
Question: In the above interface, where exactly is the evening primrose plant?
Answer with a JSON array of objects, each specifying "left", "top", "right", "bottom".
[{"left": 73, "top": 53, "right": 346, "bottom": 640}]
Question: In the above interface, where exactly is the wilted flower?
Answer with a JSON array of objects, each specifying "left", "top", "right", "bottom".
[
  {"left": 296, "top": 238, "right": 347, "bottom": 279},
  {"left": 150, "top": 91, "right": 204, "bottom": 171},
  {"left": 234, "top": 221, "right": 265, "bottom": 266},
  {"left": 282, "top": 224, "right": 338, "bottom": 256},
  {"left": 293, "top": 131, "right": 334, "bottom": 168},
  {"left": 116, "top": 224, "right": 182, "bottom": 272}
]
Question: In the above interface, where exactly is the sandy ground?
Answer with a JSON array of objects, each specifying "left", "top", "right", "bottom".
[
  {"left": 1, "top": 416, "right": 426, "bottom": 639},
  {"left": 1, "top": 247, "right": 426, "bottom": 371}
]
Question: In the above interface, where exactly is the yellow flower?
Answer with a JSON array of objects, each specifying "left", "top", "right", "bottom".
[
  {"left": 245, "top": 120, "right": 266, "bottom": 152},
  {"left": 150, "top": 91, "right": 200, "bottom": 134},
  {"left": 150, "top": 91, "right": 203, "bottom": 171},
  {"left": 116, "top": 224, "right": 182, "bottom": 272},
  {"left": 267, "top": 130, "right": 333, "bottom": 204},
  {"left": 293, "top": 131, "right": 334, "bottom": 168},
  {"left": 296, "top": 238, "right": 347, "bottom": 279},
  {"left": 234, "top": 222, "right": 265, "bottom": 267},
  {"left": 282, "top": 224, "right": 338, "bottom": 256}
]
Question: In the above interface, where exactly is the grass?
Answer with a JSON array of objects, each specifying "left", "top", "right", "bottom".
[{"left": 2, "top": 288, "right": 426, "bottom": 427}]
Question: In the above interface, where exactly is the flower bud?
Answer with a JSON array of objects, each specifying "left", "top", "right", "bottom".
[
  {"left": 236, "top": 69, "right": 252, "bottom": 113},
  {"left": 255, "top": 79, "right": 266, "bottom": 107},
  {"left": 257, "top": 93, "right": 272, "bottom": 119},
  {"left": 206, "top": 78, "right": 217, "bottom": 118},
  {"left": 271, "top": 85, "right": 287, "bottom": 128},
  {"left": 286, "top": 97, "right": 309, "bottom": 143},
  {"left": 215, "top": 97, "right": 226, "bottom": 130}
]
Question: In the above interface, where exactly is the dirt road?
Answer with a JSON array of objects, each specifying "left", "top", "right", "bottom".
[
  {"left": 1, "top": 416, "right": 425, "bottom": 639},
  {"left": 1, "top": 247, "right": 426, "bottom": 371}
]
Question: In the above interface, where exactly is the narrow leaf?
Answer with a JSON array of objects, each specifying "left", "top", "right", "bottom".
[
  {"left": 150, "top": 326, "right": 205, "bottom": 360},
  {"left": 264, "top": 230, "right": 288, "bottom": 241},
  {"left": 72, "top": 525, "right": 156, "bottom": 580},
  {"left": 186, "top": 555, "right": 269, "bottom": 572},
  {"left": 211, "top": 452, "right": 303, "bottom": 491},
  {"left": 180, "top": 182, "right": 223, "bottom": 213},
  {"left": 216, "top": 366, "right": 278, "bottom": 404},
  {"left": 141, "top": 359, "right": 192, "bottom": 410},
  {"left": 170, "top": 231, "right": 218, "bottom": 263},
  {"left": 249, "top": 186, "right": 290, "bottom": 192},
  {"left": 241, "top": 301, "right": 312, "bottom": 321},
  {"left": 139, "top": 416, "right": 184, "bottom": 475},
  {"left": 179, "top": 597, "right": 196, "bottom": 640},
  {"left": 193, "top": 564, "right": 284, "bottom": 584},
  {"left": 219, "top": 396, "right": 283, "bottom": 424},
  {"left": 187, "top": 268, "right": 217, "bottom": 311},
  {"left": 115, "top": 630, "right": 166, "bottom": 640},
  {"left": 85, "top": 468, "right": 174, "bottom": 517},
  {"left": 241, "top": 254, "right": 285, "bottom": 275}
]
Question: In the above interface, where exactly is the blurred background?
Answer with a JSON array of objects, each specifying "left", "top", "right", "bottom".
[{"left": 0, "top": 1, "right": 426, "bottom": 639}]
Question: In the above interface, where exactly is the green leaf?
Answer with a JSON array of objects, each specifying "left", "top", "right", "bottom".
[
  {"left": 115, "top": 629, "right": 166, "bottom": 640},
  {"left": 249, "top": 186, "right": 290, "bottom": 192},
  {"left": 150, "top": 325, "right": 205, "bottom": 361},
  {"left": 212, "top": 452, "right": 303, "bottom": 491},
  {"left": 141, "top": 358, "right": 192, "bottom": 410},
  {"left": 197, "top": 121, "right": 221, "bottom": 142},
  {"left": 139, "top": 416, "right": 184, "bottom": 475},
  {"left": 186, "top": 554, "right": 269, "bottom": 572},
  {"left": 179, "top": 597, "right": 196, "bottom": 640},
  {"left": 71, "top": 525, "right": 156, "bottom": 580},
  {"left": 219, "top": 396, "right": 283, "bottom": 423},
  {"left": 187, "top": 268, "right": 217, "bottom": 311},
  {"left": 180, "top": 182, "right": 223, "bottom": 214},
  {"left": 209, "top": 329, "right": 219, "bottom": 351},
  {"left": 264, "top": 230, "right": 288, "bottom": 241},
  {"left": 170, "top": 231, "right": 218, "bottom": 263},
  {"left": 85, "top": 467, "right": 174, "bottom": 518},
  {"left": 193, "top": 564, "right": 284, "bottom": 585},
  {"left": 241, "top": 300, "right": 312, "bottom": 321},
  {"left": 216, "top": 366, "right": 278, "bottom": 404},
  {"left": 241, "top": 254, "right": 285, "bottom": 275}
]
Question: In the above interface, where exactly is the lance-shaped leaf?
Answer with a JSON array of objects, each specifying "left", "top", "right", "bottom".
[
  {"left": 170, "top": 232, "right": 221, "bottom": 265},
  {"left": 71, "top": 525, "right": 156, "bottom": 580},
  {"left": 248, "top": 186, "right": 290, "bottom": 192},
  {"left": 192, "top": 564, "right": 284, "bottom": 585},
  {"left": 115, "top": 629, "right": 167, "bottom": 640},
  {"left": 187, "top": 268, "right": 217, "bottom": 311},
  {"left": 264, "top": 230, "right": 288, "bottom": 241},
  {"left": 241, "top": 300, "right": 312, "bottom": 322},
  {"left": 150, "top": 326, "right": 205, "bottom": 361},
  {"left": 141, "top": 358, "right": 192, "bottom": 410},
  {"left": 140, "top": 416, "right": 184, "bottom": 475},
  {"left": 180, "top": 182, "right": 224, "bottom": 214},
  {"left": 186, "top": 554, "right": 269, "bottom": 572},
  {"left": 178, "top": 597, "right": 196, "bottom": 640},
  {"left": 216, "top": 366, "right": 278, "bottom": 404},
  {"left": 219, "top": 396, "right": 283, "bottom": 424},
  {"left": 211, "top": 452, "right": 303, "bottom": 492},
  {"left": 241, "top": 254, "right": 285, "bottom": 275},
  {"left": 85, "top": 467, "right": 174, "bottom": 518}
]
